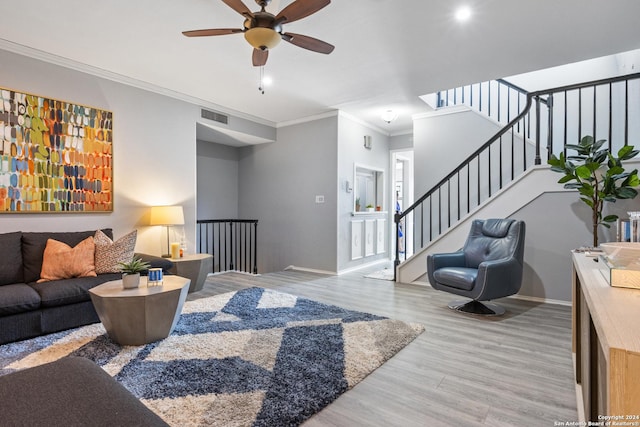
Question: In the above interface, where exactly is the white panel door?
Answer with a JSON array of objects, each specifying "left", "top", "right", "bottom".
[
  {"left": 376, "top": 218, "right": 386, "bottom": 254},
  {"left": 351, "top": 220, "right": 363, "bottom": 260},
  {"left": 365, "top": 219, "right": 375, "bottom": 257}
]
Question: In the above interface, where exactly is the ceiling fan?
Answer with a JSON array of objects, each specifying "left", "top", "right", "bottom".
[{"left": 183, "top": 0, "right": 334, "bottom": 66}]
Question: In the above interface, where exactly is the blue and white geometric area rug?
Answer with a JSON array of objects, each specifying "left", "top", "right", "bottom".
[{"left": 0, "top": 287, "right": 424, "bottom": 427}]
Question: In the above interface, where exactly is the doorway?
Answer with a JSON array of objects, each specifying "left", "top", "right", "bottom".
[{"left": 391, "top": 150, "right": 414, "bottom": 261}]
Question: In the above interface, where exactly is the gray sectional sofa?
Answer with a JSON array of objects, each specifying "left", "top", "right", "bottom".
[{"left": 0, "top": 229, "right": 172, "bottom": 345}]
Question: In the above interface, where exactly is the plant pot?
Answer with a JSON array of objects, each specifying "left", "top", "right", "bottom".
[
  {"left": 366, "top": 207, "right": 374, "bottom": 212},
  {"left": 122, "top": 273, "right": 141, "bottom": 289}
]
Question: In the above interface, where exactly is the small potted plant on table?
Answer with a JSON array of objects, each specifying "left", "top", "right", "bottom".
[{"left": 118, "top": 257, "right": 151, "bottom": 289}]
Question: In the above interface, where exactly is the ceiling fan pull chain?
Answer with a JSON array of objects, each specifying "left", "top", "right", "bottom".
[{"left": 258, "top": 65, "right": 265, "bottom": 94}]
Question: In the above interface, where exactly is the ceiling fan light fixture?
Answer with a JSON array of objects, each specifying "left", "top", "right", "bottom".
[
  {"left": 381, "top": 110, "right": 399, "bottom": 123},
  {"left": 244, "top": 27, "right": 281, "bottom": 50}
]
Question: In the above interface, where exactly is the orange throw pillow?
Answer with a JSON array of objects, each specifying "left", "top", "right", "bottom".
[{"left": 37, "top": 237, "right": 97, "bottom": 283}]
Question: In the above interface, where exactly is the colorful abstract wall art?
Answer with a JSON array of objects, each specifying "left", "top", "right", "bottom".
[{"left": 0, "top": 88, "right": 113, "bottom": 212}]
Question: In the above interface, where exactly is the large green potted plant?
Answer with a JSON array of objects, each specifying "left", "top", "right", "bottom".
[{"left": 548, "top": 135, "right": 639, "bottom": 247}]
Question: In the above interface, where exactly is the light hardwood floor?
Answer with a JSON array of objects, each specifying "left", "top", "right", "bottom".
[{"left": 187, "top": 265, "right": 578, "bottom": 427}]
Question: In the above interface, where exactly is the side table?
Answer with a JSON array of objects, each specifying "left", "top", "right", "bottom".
[
  {"left": 168, "top": 253, "right": 213, "bottom": 293},
  {"left": 89, "top": 275, "right": 190, "bottom": 345}
]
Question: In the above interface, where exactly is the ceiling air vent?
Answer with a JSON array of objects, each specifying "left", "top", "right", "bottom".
[{"left": 201, "top": 109, "right": 228, "bottom": 125}]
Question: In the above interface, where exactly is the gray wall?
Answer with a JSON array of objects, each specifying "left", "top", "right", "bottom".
[
  {"left": 514, "top": 189, "right": 640, "bottom": 302},
  {"left": 514, "top": 192, "right": 591, "bottom": 301},
  {"left": 238, "top": 116, "right": 338, "bottom": 273},
  {"left": 0, "top": 49, "right": 200, "bottom": 255},
  {"left": 413, "top": 110, "right": 502, "bottom": 196},
  {"left": 337, "top": 115, "right": 391, "bottom": 271},
  {"left": 196, "top": 140, "right": 239, "bottom": 220},
  {"left": 390, "top": 133, "right": 413, "bottom": 151}
]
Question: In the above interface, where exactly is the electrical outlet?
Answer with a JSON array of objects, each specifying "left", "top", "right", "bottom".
[{"left": 315, "top": 195, "right": 325, "bottom": 203}]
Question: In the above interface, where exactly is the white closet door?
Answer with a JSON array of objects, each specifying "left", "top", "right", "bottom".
[
  {"left": 376, "top": 218, "right": 386, "bottom": 254},
  {"left": 365, "top": 219, "right": 375, "bottom": 257},
  {"left": 351, "top": 220, "right": 363, "bottom": 260}
]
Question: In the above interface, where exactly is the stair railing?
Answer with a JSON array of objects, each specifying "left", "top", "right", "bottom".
[
  {"left": 436, "top": 78, "right": 537, "bottom": 133},
  {"left": 197, "top": 219, "right": 258, "bottom": 274},
  {"left": 395, "top": 71, "right": 640, "bottom": 280}
]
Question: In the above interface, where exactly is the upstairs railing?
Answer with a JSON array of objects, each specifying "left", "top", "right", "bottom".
[
  {"left": 395, "top": 72, "right": 640, "bottom": 278},
  {"left": 197, "top": 219, "right": 258, "bottom": 274},
  {"left": 436, "top": 78, "right": 536, "bottom": 132}
]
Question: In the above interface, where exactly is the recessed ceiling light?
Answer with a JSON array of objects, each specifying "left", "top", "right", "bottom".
[
  {"left": 455, "top": 6, "right": 472, "bottom": 22},
  {"left": 262, "top": 75, "right": 273, "bottom": 87}
]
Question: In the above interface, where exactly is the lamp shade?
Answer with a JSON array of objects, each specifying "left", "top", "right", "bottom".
[{"left": 150, "top": 206, "right": 185, "bottom": 226}]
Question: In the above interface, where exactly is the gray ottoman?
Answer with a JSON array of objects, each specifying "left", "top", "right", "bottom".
[{"left": 0, "top": 356, "right": 168, "bottom": 426}]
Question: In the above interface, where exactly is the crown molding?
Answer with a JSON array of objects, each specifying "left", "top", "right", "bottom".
[
  {"left": 338, "top": 111, "right": 392, "bottom": 136},
  {"left": 0, "top": 38, "right": 276, "bottom": 128},
  {"left": 277, "top": 110, "right": 339, "bottom": 128}
]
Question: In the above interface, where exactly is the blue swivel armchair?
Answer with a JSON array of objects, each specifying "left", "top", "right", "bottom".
[{"left": 426, "top": 218, "right": 526, "bottom": 316}]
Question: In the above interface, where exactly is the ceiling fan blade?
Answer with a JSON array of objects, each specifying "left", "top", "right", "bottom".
[
  {"left": 221, "top": 0, "right": 254, "bottom": 18},
  {"left": 282, "top": 32, "right": 334, "bottom": 54},
  {"left": 182, "top": 28, "right": 243, "bottom": 37},
  {"left": 252, "top": 49, "right": 269, "bottom": 66},
  {"left": 275, "top": 0, "right": 330, "bottom": 24}
]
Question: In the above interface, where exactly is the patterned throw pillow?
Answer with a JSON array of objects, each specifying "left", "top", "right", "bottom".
[
  {"left": 94, "top": 229, "right": 137, "bottom": 274},
  {"left": 38, "top": 237, "right": 97, "bottom": 283}
]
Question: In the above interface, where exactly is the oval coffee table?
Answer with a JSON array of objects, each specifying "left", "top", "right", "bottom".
[{"left": 89, "top": 275, "right": 190, "bottom": 345}]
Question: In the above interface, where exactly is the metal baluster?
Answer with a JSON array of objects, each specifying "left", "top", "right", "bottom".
[
  {"left": 457, "top": 170, "right": 460, "bottom": 221},
  {"left": 593, "top": 86, "right": 597, "bottom": 140},
  {"left": 438, "top": 187, "right": 442, "bottom": 235},
  {"left": 564, "top": 91, "right": 568, "bottom": 156},
  {"left": 535, "top": 97, "right": 541, "bottom": 165},
  {"left": 447, "top": 180, "right": 451, "bottom": 228},
  {"left": 499, "top": 136, "right": 503, "bottom": 189},
  {"left": 547, "top": 93, "right": 554, "bottom": 162},
  {"left": 625, "top": 80, "right": 629, "bottom": 146},
  {"left": 426, "top": 199, "right": 429, "bottom": 243},
  {"left": 253, "top": 222, "right": 258, "bottom": 274},
  {"left": 578, "top": 88, "right": 582, "bottom": 138},
  {"left": 477, "top": 156, "right": 481, "bottom": 206},
  {"left": 608, "top": 83, "right": 613, "bottom": 149}
]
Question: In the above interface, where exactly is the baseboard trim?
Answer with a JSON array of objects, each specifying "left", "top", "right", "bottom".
[
  {"left": 508, "top": 293, "right": 571, "bottom": 307},
  {"left": 285, "top": 259, "right": 392, "bottom": 276},
  {"left": 284, "top": 265, "right": 337, "bottom": 275},
  {"left": 411, "top": 280, "right": 430, "bottom": 287},
  {"left": 410, "top": 279, "right": 571, "bottom": 306},
  {"left": 206, "top": 271, "right": 260, "bottom": 277},
  {"left": 337, "top": 259, "right": 391, "bottom": 275}
]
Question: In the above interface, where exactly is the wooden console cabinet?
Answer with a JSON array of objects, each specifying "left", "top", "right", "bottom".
[{"left": 572, "top": 252, "right": 640, "bottom": 421}]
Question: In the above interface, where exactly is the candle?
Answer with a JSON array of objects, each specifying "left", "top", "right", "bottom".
[{"left": 170, "top": 242, "right": 180, "bottom": 259}]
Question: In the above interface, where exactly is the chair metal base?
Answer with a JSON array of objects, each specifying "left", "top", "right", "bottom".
[{"left": 448, "top": 299, "right": 506, "bottom": 316}]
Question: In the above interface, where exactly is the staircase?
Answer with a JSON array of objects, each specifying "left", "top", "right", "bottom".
[{"left": 395, "top": 71, "right": 640, "bottom": 282}]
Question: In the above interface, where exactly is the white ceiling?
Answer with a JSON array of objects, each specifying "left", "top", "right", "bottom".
[{"left": 2, "top": 0, "right": 640, "bottom": 137}]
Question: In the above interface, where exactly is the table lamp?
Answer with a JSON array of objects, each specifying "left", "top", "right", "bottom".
[{"left": 150, "top": 205, "right": 185, "bottom": 258}]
